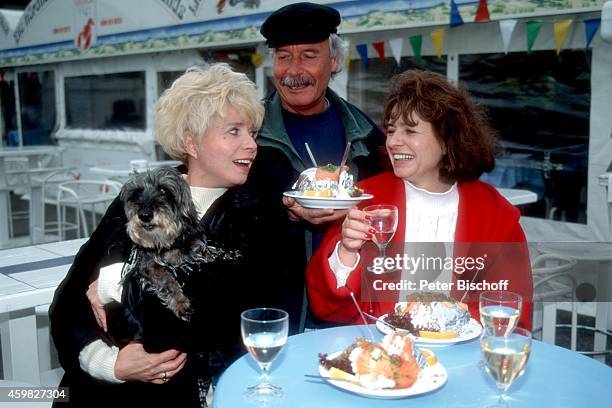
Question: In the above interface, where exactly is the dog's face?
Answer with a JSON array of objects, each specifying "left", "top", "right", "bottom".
[{"left": 121, "top": 168, "right": 196, "bottom": 250}]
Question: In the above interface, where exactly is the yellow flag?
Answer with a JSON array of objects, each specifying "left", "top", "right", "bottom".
[
  {"left": 251, "top": 53, "right": 264, "bottom": 68},
  {"left": 430, "top": 29, "right": 446, "bottom": 58},
  {"left": 554, "top": 19, "right": 573, "bottom": 55}
]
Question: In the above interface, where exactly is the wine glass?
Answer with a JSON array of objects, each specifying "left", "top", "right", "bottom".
[
  {"left": 241, "top": 308, "right": 289, "bottom": 403},
  {"left": 481, "top": 326, "right": 532, "bottom": 407},
  {"left": 364, "top": 204, "right": 398, "bottom": 273},
  {"left": 479, "top": 291, "right": 522, "bottom": 336}
]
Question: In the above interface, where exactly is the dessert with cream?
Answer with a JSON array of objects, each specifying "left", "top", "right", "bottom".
[{"left": 292, "top": 164, "right": 364, "bottom": 198}]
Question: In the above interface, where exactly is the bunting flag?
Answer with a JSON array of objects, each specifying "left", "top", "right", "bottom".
[
  {"left": 355, "top": 44, "right": 369, "bottom": 68},
  {"left": 409, "top": 35, "right": 422, "bottom": 62},
  {"left": 553, "top": 19, "right": 573, "bottom": 55},
  {"left": 499, "top": 19, "right": 517, "bottom": 54},
  {"left": 344, "top": 40, "right": 351, "bottom": 72},
  {"left": 372, "top": 41, "right": 386, "bottom": 62},
  {"left": 474, "top": 0, "right": 490, "bottom": 22},
  {"left": 450, "top": 0, "right": 464, "bottom": 27},
  {"left": 250, "top": 53, "right": 263, "bottom": 68},
  {"left": 526, "top": 20, "right": 543, "bottom": 54},
  {"left": 430, "top": 29, "right": 445, "bottom": 58},
  {"left": 584, "top": 18, "right": 601, "bottom": 48},
  {"left": 389, "top": 38, "right": 403, "bottom": 65}
]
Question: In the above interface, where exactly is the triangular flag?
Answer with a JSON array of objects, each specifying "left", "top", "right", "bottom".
[
  {"left": 450, "top": 0, "right": 464, "bottom": 27},
  {"left": 526, "top": 20, "right": 543, "bottom": 54},
  {"left": 355, "top": 44, "right": 369, "bottom": 68},
  {"left": 372, "top": 41, "right": 386, "bottom": 62},
  {"left": 388, "top": 38, "right": 403, "bottom": 65},
  {"left": 499, "top": 19, "right": 517, "bottom": 54},
  {"left": 475, "top": 0, "right": 490, "bottom": 22},
  {"left": 250, "top": 53, "right": 263, "bottom": 68},
  {"left": 344, "top": 41, "right": 351, "bottom": 72},
  {"left": 584, "top": 18, "right": 601, "bottom": 48},
  {"left": 409, "top": 35, "right": 422, "bottom": 62},
  {"left": 553, "top": 19, "right": 573, "bottom": 55},
  {"left": 430, "top": 29, "right": 445, "bottom": 58}
]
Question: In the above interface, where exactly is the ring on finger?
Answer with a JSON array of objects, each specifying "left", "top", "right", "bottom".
[{"left": 162, "top": 371, "right": 168, "bottom": 382}]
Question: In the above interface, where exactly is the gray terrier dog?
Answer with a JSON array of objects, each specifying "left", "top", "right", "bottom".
[{"left": 120, "top": 167, "right": 219, "bottom": 322}]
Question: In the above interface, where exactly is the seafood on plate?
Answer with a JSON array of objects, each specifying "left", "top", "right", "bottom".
[
  {"left": 319, "top": 333, "right": 431, "bottom": 389},
  {"left": 384, "top": 291, "right": 471, "bottom": 339},
  {"left": 291, "top": 164, "right": 364, "bottom": 198}
]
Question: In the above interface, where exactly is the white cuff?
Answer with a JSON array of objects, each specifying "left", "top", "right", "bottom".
[
  {"left": 97, "top": 263, "right": 125, "bottom": 304},
  {"left": 328, "top": 241, "right": 360, "bottom": 289},
  {"left": 79, "top": 340, "right": 124, "bottom": 383}
]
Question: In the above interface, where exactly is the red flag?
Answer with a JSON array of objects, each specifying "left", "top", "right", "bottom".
[
  {"left": 372, "top": 41, "right": 385, "bottom": 62},
  {"left": 475, "top": 0, "right": 490, "bottom": 22}
]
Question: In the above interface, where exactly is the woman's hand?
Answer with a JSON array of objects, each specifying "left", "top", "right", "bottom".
[
  {"left": 338, "top": 209, "right": 373, "bottom": 266},
  {"left": 115, "top": 342, "right": 187, "bottom": 384},
  {"left": 86, "top": 279, "right": 107, "bottom": 332}
]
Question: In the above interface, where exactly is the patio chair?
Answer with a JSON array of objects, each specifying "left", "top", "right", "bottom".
[
  {"left": 56, "top": 180, "right": 122, "bottom": 239},
  {"left": 29, "top": 166, "right": 80, "bottom": 242},
  {"left": 531, "top": 252, "right": 578, "bottom": 350}
]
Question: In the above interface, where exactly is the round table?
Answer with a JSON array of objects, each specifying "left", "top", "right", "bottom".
[{"left": 214, "top": 325, "right": 612, "bottom": 407}]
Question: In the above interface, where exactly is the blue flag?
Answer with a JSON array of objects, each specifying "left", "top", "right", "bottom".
[
  {"left": 584, "top": 18, "right": 601, "bottom": 48},
  {"left": 450, "top": 0, "right": 464, "bottom": 27},
  {"left": 356, "top": 44, "right": 369, "bottom": 68}
]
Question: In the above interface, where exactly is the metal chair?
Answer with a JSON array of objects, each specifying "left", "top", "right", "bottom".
[
  {"left": 29, "top": 166, "right": 80, "bottom": 242},
  {"left": 56, "top": 180, "right": 122, "bottom": 239},
  {"left": 531, "top": 252, "right": 578, "bottom": 350}
]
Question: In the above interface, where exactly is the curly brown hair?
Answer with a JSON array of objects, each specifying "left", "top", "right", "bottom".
[{"left": 383, "top": 70, "right": 498, "bottom": 184}]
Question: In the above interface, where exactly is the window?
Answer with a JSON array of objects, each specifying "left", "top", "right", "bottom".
[
  {"left": 348, "top": 56, "right": 447, "bottom": 126},
  {"left": 460, "top": 51, "right": 591, "bottom": 223},
  {"left": 17, "top": 71, "right": 56, "bottom": 145},
  {"left": 65, "top": 72, "right": 145, "bottom": 130},
  {"left": 0, "top": 76, "right": 17, "bottom": 146}
]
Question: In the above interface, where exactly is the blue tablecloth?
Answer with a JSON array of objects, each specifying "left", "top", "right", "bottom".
[{"left": 214, "top": 325, "right": 612, "bottom": 407}]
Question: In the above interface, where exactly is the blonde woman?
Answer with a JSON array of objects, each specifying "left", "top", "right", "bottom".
[{"left": 50, "top": 64, "right": 289, "bottom": 407}]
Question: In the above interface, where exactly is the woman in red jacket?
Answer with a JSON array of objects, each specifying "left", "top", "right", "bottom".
[{"left": 306, "top": 70, "right": 533, "bottom": 330}]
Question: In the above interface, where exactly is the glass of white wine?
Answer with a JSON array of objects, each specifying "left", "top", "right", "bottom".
[
  {"left": 481, "top": 326, "right": 532, "bottom": 407},
  {"left": 364, "top": 204, "right": 398, "bottom": 273},
  {"left": 479, "top": 291, "right": 522, "bottom": 336},
  {"left": 241, "top": 308, "right": 289, "bottom": 404}
]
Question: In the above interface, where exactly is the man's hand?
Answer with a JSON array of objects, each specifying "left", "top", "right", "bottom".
[
  {"left": 283, "top": 196, "right": 348, "bottom": 225},
  {"left": 86, "top": 279, "right": 107, "bottom": 332},
  {"left": 115, "top": 342, "right": 187, "bottom": 384}
]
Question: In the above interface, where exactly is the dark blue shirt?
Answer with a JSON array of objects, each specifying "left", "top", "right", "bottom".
[{"left": 282, "top": 103, "right": 346, "bottom": 168}]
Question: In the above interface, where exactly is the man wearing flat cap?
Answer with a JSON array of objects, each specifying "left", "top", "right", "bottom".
[{"left": 248, "top": 2, "right": 384, "bottom": 332}]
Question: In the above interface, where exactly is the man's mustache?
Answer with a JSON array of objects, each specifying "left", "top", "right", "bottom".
[{"left": 280, "top": 76, "right": 315, "bottom": 87}]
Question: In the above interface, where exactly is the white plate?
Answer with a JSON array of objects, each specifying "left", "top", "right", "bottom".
[
  {"left": 376, "top": 316, "right": 483, "bottom": 345},
  {"left": 283, "top": 191, "right": 374, "bottom": 209},
  {"left": 318, "top": 351, "right": 447, "bottom": 399}
]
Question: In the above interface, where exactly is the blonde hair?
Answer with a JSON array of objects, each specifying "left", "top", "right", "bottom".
[{"left": 155, "top": 63, "right": 264, "bottom": 162}]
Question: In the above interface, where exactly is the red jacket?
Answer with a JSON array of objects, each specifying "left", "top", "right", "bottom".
[{"left": 306, "top": 172, "right": 533, "bottom": 330}]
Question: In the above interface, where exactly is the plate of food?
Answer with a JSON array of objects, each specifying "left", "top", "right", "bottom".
[
  {"left": 375, "top": 292, "right": 482, "bottom": 345},
  {"left": 317, "top": 333, "right": 447, "bottom": 398},
  {"left": 283, "top": 164, "right": 373, "bottom": 209}
]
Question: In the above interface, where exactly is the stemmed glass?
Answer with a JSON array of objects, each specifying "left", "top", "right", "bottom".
[
  {"left": 481, "top": 326, "right": 532, "bottom": 407},
  {"left": 364, "top": 204, "right": 398, "bottom": 272},
  {"left": 479, "top": 291, "right": 522, "bottom": 336},
  {"left": 241, "top": 308, "right": 289, "bottom": 404}
]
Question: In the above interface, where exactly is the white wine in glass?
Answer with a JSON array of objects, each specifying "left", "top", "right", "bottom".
[
  {"left": 241, "top": 308, "right": 289, "bottom": 404},
  {"left": 364, "top": 204, "right": 398, "bottom": 273},
  {"left": 481, "top": 326, "right": 531, "bottom": 407},
  {"left": 479, "top": 291, "right": 522, "bottom": 336}
]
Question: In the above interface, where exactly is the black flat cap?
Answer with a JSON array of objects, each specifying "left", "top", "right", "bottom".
[{"left": 260, "top": 2, "right": 341, "bottom": 48}]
